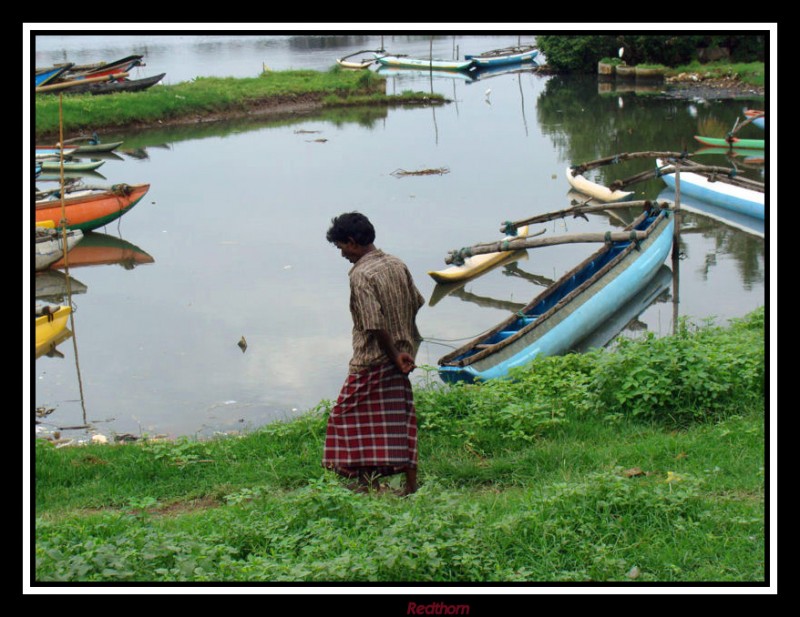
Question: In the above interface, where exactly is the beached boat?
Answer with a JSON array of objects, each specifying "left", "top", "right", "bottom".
[
  {"left": 437, "top": 205, "right": 674, "bottom": 383},
  {"left": 464, "top": 45, "right": 538, "bottom": 67},
  {"left": 58, "top": 136, "right": 124, "bottom": 153},
  {"left": 375, "top": 53, "right": 475, "bottom": 72},
  {"left": 35, "top": 63, "right": 74, "bottom": 87},
  {"left": 35, "top": 304, "right": 72, "bottom": 356},
  {"left": 35, "top": 145, "right": 80, "bottom": 159},
  {"left": 694, "top": 135, "right": 765, "bottom": 150},
  {"left": 428, "top": 226, "right": 530, "bottom": 283},
  {"left": 61, "top": 54, "right": 144, "bottom": 79},
  {"left": 655, "top": 158, "right": 764, "bottom": 220},
  {"left": 35, "top": 183, "right": 150, "bottom": 232},
  {"left": 35, "top": 227, "right": 84, "bottom": 271},
  {"left": 744, "top": 109, "right": 765, "bottom": 129},
  {"left": 89, "top": 73, "right": 166, "bottom": 95},
  {"left": 566, "top": 166, "right": 634, "bottom": 202},
  {"left": 35, "top": 73, "right": 127, "bottom": 94}
]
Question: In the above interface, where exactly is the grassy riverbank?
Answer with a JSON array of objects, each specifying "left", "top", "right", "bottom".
[
  {"left": 32, "top": 308, "right": 767, "bottom": 584},
  {"left": 33, "top": 68, "right": 445, "bottom": 139}
]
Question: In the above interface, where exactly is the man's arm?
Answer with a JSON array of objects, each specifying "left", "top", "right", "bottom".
[{"left": 370, "top": 329, "right": 416, "bottom": 374}]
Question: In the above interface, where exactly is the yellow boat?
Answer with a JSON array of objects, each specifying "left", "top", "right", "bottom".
[
  {"left": 35, "top": 305, "right": 72, "bottom": 356},
  {"left": 428, "top": 225, "right": 529, "bottom": 283}
]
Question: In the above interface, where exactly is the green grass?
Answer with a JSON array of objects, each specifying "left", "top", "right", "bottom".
[
  {"left": 34, "top": 67, "right": 444, "bottom": 137},
  {"left": 31, "top": 308, "right": 768, "bottom": 584}
]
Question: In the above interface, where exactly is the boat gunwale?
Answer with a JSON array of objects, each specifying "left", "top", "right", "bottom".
[{"left": 438, "top": 206, "right": 669, "bottom": 368}]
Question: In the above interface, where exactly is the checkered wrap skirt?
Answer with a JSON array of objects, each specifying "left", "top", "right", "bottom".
[{"left": 323, "top": 361, "right": 418, "bottom": 478}]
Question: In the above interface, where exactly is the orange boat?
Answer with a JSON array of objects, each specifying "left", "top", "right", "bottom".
[
  {"left": 35, "top": 183, "right": 150, "bottom": 232},
  {"left": 50, "top": 231, "right": 154, "bottom": 269}
]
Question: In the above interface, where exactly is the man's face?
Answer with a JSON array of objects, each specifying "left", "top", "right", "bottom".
[{"left": 334, "top": 239, "right": 362, "bottom": 264}]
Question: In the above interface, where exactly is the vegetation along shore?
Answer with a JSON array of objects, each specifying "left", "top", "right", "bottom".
[
  {"left": 33, "top": 309, "right": 766, "bottom": 583},
  {"left": 33, "top": 60, "right": 765, "bottom": 141}
]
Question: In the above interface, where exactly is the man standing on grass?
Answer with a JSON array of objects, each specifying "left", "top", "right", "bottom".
[{"left": 323, "top": 212, "right": 425, "bottom": 496}]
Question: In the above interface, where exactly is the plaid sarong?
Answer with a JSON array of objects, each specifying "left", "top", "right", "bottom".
[{"left": 323, "top": 361, "right": 418, "bottom": 478}]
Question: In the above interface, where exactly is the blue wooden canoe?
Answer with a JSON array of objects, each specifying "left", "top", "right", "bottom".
[
  {"left": 35, "top": 63, "right": 74, "bottom": 87},
  {"left": 656, "top": 158, "right": 764, "bottom": 221},
  {"left": 438, "top": 205, "right": 674, "bottom": 383},
  {"left": 465, "top": 45, "right": 539, "bottom": 67}
]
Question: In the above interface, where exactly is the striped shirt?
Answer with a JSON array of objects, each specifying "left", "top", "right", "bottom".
[{"left": 348, "top": 249, "right": 425, "bottom": 371}]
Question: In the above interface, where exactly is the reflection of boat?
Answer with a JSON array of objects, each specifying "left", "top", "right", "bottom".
[
  {"left": 468, "top": 62, "right": 538, "bottom": 82},
  {"left": 50, "top": 231, "right": 155, "bottom": 269},
  {"left": 35, "top": 270, "right": 88, "bottom": 302},
  {"left": 35, "top": 227, "right": 84, "bottom": 271},
  {"left": 35, "top": 304, "right": 72, "bottom": 357},
  {"left": 36, "top": 145, "right": 79, "bottom": 159},
  {"left": 693, "top": 146, "right": 765, "bottom": 166},
  {"left": 36, "top": 169, "right": 108, "bottom": 183},
  {"left": 376, "top": 66, "right": 475, "bottom": 82},
  {"left": 656, "top": 158, "right": 764, "bottom": 220},
  {"left": 693, "top": 135, "right": 764, "bottom": 150},
  {"left": 570, "top": 264, "right": 672, "bottom": 353},
  {"left": 35, "top": 183, "right": 150, "bottom": 232},
  {"left": 36, "top": 326, "right": 73, "bottom": 360},
  {"left": 375, "top": 53, "right": 475, "bottom": 72},
  {"left": 658, "top": 188, "right": 764, "bottom": 238},
  {"left": 464, "top": 45, "right": 538, "bottom": 67},
  {"left": 38, "top": 159, "right": 105, "bottom": 172},
  {"left": 428, "top": 226, "right": 530, "bottom": 283},
  {"left": 566, "top": 166, "right": 634, "bottom": 202},
  {"left": 438, "top": 205, "right": 674, "bottom": 383},
  {"left": 429, "top": 250, "right": 529, "bottom": 307}
]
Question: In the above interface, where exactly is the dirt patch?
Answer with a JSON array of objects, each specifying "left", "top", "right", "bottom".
[{"left": 661, "top": 74, "right": 765, "bottom": 100}]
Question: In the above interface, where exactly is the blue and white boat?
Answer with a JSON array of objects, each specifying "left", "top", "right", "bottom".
[
  {"left": 465, "top": 45, "right": 539, "bottom": 67},
  {"left": 656, "top": 158, "right": 764, "bottom": 221},
  {"left": 438, "top": 205, "right": 674, "bottom": 383},
  {"left": 658, "top": 188, "right": 764, "bottom": 239},
  {"left": 374, "top": 53, "right": 475, "bottom": 72}
]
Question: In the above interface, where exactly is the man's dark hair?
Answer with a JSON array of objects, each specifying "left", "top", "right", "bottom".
[{"left": 326, "top": 212, "right": 376, "bottom": 246}]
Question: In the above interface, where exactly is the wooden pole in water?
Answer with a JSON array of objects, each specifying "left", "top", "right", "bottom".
[
  {"left": 671, "top": 161, "right": 682, "bottom": 335},
  {"left": 445, "top": 230, "right": 652, "bottom": 264}
]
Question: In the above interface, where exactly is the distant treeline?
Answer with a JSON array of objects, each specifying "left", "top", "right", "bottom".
[{"left": 537, "top": 34, "right": 767, "bottom": 73}]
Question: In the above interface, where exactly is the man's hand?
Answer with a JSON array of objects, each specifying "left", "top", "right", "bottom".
[{"left": 395, "top": 352, "right": 416, "bottom": 374}]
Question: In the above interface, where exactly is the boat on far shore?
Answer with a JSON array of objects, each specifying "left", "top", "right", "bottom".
[{"left": 465, "top": 45, "right": 538, "bottom": 67}]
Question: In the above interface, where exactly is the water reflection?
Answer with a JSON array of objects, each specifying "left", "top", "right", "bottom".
[{"left": 49, "top": 231, "right": 154, "bottom": 270}]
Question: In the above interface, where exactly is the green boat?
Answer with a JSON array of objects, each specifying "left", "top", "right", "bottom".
[{"left": 693, "top": 135, "right": 765, "bottom": 149}]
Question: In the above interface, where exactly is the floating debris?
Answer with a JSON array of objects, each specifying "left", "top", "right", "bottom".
[
  {"left": 306, "top": 138, "right": 328, "bottom": 143},
  {"left": 237, "top": 336, "right": 248, "bottom": 353},
  {"left": 294, "top": 129, "right": 321, "bottom": 134},
  {"left": 391, "top": 167, "right": 450, "bottom": 178}
]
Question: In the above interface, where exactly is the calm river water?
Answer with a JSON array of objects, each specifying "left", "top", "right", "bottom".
[{"left": 28, "top": 32, "right": 772, "bottom": 442}]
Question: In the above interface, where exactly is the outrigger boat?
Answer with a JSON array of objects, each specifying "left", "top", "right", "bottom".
[
  {"left": 464, "top": 45, "right": 538, "bottom": 67},
  {"left": 374, "top": 53, "right": 475, "bottom": 72},
  {"left": 437, "top": 203, "right": 674, "bottom": 383},
  {"left": 428, "top": 226, "right": 530, "bottom": 283}
]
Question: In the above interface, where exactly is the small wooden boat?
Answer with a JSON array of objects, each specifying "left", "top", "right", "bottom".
[
  {"left": 35, "top": 183, "right": 150, "bottom": 232},
  {"left": 693, "top": 135, "right": 765, "bottom": 150},
  {"left": 35, "top": 304, "right": 72, "bottom": 356},
  {"left": 566, "top": 166, "right": 634, "bottom": 202},
  {"left": 35, "top": 227, "right": 84, "bottom": 271},
  {"left": 428, "top": 226, "right": 530, "bottom": 283},
  {"left": 375, "top": 53, "right": 475, "bottom": 72},
  {"left": 744, "top": 109, "right": 765, "bottom": 129},
  {"left": 465, "top": 45, "right": 538, "bottom": 67},
  {"left": 438, "top": 205, "right": 674, "bottom": 383},
  {"left": 35, "top": 63, "right": 74, "bottom": 87},
  {"left": 62, "top": 54, "right": 144, "bottom": 79},
  {"left": 336, "top": 49, "right": 383, "bottom": 69},
  {"left": 89, "top": 73, "right": 166, "bottom": 95},
  {"left": 655, "top": 158, "right": 764, "bottom": 220},
  {"left": 37, "top": 159, "right": 105, "bottom": 172},
  {"left": 59, "top": 136, "right": 124, "bottom": 153},
  {"left": 35, "top": 73, "right": 128, "bottom": 94},
  {"left": 35, "top": 145, "right": 80, "bottom": 159},
  {"left": 429, "top": 250, "right": 529, "bottom": 307}
]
